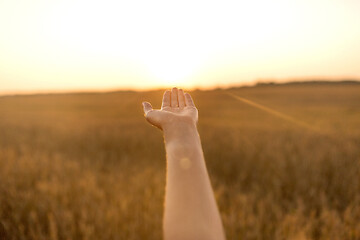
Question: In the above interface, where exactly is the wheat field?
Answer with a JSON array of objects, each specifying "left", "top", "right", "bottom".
[{"left": 0, "top": 83, "right": 360, "bottom": 240}]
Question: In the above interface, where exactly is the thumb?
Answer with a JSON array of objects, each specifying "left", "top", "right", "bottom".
[
  {"left": 142, "top": 102, "right": 163, "bottom": 129},
  {"left": 142, "top": 102, "right": 153, "bottom": 116}
]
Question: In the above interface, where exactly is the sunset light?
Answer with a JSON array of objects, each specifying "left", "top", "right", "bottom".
[
  {"left": 2, "top": 0, "right": 360, "bottom": 238},
  {"left": 1, "top": 0, "right": 360, "bottom": 94}
]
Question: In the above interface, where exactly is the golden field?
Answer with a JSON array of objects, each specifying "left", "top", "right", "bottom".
[{"left": 0, "top": 83, "right": 360, "bottom": 240}]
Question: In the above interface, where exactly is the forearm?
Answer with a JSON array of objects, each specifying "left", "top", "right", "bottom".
[{"left": 163, "top": 121, "right": 225, "bottom": 240}]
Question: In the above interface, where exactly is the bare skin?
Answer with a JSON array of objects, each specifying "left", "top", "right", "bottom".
[{"left": 142, "top": 88, "right": 225, "bottom": 240}]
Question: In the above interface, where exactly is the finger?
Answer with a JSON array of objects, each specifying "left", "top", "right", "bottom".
[
  {"left": 185, "top": 93, "right": 195, "bottom": 107},
  {"left": 178, "top": 89, "right": 185, "bottom": 108},
  {"left": 171, "top": 87, "right": 179, "bottom": 107},
  {"left": 161, "top": 90, "right": 171, "bottom": 109},
  {"left": 145, "top": 110, "right": 162, "bottom": 129},
  {"left": 142, "top": 102, "right": 153, "bottom": 115}
]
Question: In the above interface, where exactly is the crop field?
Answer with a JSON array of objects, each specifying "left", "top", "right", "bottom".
[{"left": 0, "top": 83, "right": 360, "bottom": 240}]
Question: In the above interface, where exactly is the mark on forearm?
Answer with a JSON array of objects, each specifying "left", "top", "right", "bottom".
[{"left": 180, "top": 157, "right": 192, "bottom": 170}]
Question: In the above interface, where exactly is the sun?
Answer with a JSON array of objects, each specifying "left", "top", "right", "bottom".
[{"left": 139, "top": 48, "right": 205, "bottom": 88}]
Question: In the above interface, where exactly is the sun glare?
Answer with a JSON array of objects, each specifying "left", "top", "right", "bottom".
[
  {"left": 41, "top": 0, "right": 216, "bottom": 88},
  {"left": 141, "top": 49, "right": 206, "bottom": 87}
]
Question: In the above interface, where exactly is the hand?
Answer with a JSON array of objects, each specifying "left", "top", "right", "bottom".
[{"left": 142, "top": 88, "right": 198, "bottom": 130}]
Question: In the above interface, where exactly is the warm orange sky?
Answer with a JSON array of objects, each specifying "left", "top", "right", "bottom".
[{"left": 1, "top": 0, "right": 360, "bottom": 94}]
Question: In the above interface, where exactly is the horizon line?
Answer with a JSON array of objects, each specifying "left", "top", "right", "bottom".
[{"left": 1, "top": 78, "right": 360, "bottom": 97}]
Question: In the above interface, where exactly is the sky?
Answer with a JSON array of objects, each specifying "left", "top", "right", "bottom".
[{"left": 1, "top": 0, "right": 360, "bottom": 94}]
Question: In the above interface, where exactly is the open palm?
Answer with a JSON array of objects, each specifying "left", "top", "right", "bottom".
[{"left": 142, "top": 88, "right": 198, "bottom": 130}]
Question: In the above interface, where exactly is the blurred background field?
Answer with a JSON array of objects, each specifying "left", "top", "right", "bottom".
[{"left": 0, "top": 82, "right": 360, "bottom": 240}]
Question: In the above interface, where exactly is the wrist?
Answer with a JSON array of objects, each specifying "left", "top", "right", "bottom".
[{"left": 163, "top": 120, "right": 198, "bottom": 145}]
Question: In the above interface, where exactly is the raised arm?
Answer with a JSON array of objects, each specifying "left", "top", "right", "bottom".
[{"left": 142, "top": 88, "right": 225, "bottom": 240}]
